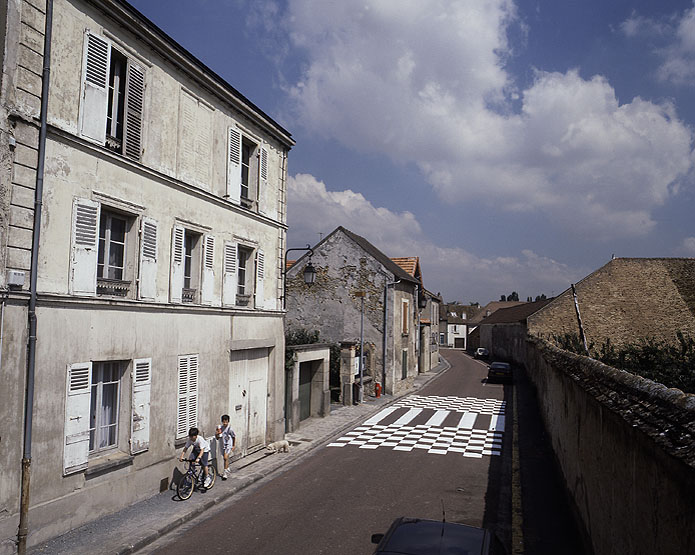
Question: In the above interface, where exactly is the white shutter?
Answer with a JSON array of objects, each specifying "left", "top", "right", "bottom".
[
  {"left": 130, "top": 358, "right": 151, "bottom": 454},
  {"left": 255, "top": 249, "right": 265, "bottom": 309},
  {"left": 201, "top": 234, "right": 215, "bottom": 306},
  {"left": 138, "top": 217, "right": 157, "bottom": 300},
  {"left": 79, "top": 32, "right": 110, "bottom": 144},
  {"left": 222, "top": 241, "right": 237, "bottom": 307},
  {"left": 170, "top": 225, "right": 185, "bottom": 303},
  {"left": 226, "top": 127, "right": 242, "bottom": 204},
  {"left": 70, "top": 198, "right": 100, "bottom": 296},
  {"left": 123, "top": 62, "right": 145, "bottom": 161},
  {"left": 196, "top": 105, "right": 213, "bottom": 187},
  {"left": 258, "top": 146, "right": 275, "bottom": 218},
  {"left": 64, "top": 362, "right": 92, "bottom": 475},
  {"left": 178, "top": 91, "right": 197, "bottom": 185},
  {"left": 177, "top": 354, "right": 198, "bottom": 439}
]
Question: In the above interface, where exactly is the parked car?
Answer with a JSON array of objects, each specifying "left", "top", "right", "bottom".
[
  {"left": 487, "top": 361, "right": 512, "bottom": 382},
  {"left": 371, "top": 517, "right": 491, "bottom": 555},
  {"left": 474, "top": 347, "right": 489, "bottom": 360}
]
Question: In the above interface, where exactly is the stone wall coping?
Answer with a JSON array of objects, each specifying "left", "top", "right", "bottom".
[
  {"left": 529, "top": 335, "right": 695, "bottom": 467},
  {"left": 287, "top": 343, "right": 333, "bottom": 351}
]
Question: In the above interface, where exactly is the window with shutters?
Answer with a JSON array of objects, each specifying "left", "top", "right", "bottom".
[
  {"left": 89, "top": 362, "right": 124, "bottom": 454},
  {"left": 177, "top": 354, "right": 199, "bottom": 439},
  {"left": 80, "top": 31, "right": 145, "bottom": 161},
  {"left": 227, "top": 127, "right": 268, "bottom": 212}
]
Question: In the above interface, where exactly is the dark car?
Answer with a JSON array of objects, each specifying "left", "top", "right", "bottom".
[
  {"left": 474, "top": 348, "right": 489, "bottom": 360},
  {"left": 487, "top": 362, "right": 512, "bottom": 382},
  {"left": 371, "top": 517, "right": 491, "bottom": 555}
]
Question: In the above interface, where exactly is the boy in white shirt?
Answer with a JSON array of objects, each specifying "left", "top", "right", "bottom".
[
  {"left": 179, "top": 427, "right": 212, "bottom": 487},
  {"left": 217, "top": 414, "right": 236, "bottom": 480}
]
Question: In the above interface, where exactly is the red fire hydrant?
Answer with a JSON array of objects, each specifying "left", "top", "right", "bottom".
[{"left": 375, "top": 382, "right": 382, "bottom": 398}]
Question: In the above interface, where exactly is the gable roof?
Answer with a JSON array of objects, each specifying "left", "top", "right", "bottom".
[
  {"left": 467, "top": 300, "right": 526, "bottom": 324},
  {"left": 529, "top": 257, "right": 695, "bottom": 346},
  {"left": 289, "top": 227, "right": 419, "bottom": 284},
  {"left": 479, "top": 299, "right": 552, "bottom": 325}
]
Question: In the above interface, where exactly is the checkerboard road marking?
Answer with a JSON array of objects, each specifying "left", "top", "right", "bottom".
[{"left": 328, "top": 394, "right": 505, "bottom": 458}]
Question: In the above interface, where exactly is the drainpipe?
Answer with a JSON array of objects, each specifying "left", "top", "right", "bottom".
[
  {"left": 17, "top": 1, "right": 52, "bottom": 552},
  {"left": 382, "top": 278, "right": 400, "bottom": 394},
  {"left": 414, "top": 284, "right": 420, "bottom": 374}
]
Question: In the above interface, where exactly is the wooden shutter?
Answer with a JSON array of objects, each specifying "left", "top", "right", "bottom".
[
  {"left": 123, "top": 62, "right": 145, "bottom": 161},
  {"left": 201, "top": 234, "right": 215, "bottom": 306},
  {"left": 176, "top": 354, "right": 198, "bottom": 439},
  {"left": 178, "top": 91, "right": 197, "bottom": 185},
  {"left": 170, "top": 225, "right": 185, "bottom": 303},
  {"left": 255, "top": 249, "right": 265, "bottom": 309},
  {"left": 64, "top": 362, "right": 92, "bottom": 475},
  {"left": 402, "top": 300, "right": 409, "bottom": 334},
  {"left": 79, "top": 32, "right": 110, "bottom": 144},
  {"left": 226, "top": 127, "right": 242, "bottom": 204},
  {"left": 222, "top": 241, "right": 237, "bottom": 306},
  {"left": 130, "top": 358, "right": 151, "bottom": 454},
  {"left": 138, "top": 217, "right": 157, "bottom": 300},
  {"left": 196, "top": 105, "right": 213, "bottom": 188},
  {"left": 70, "top": 198, "right": 100, "bottom": 296}
]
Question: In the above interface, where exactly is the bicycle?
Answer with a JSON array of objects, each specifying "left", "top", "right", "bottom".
[{"left": 176, "top": 459, "right": 218, "bottom": 500}]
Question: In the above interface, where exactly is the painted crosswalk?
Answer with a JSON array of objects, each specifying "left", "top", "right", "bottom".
[{"left": 328, "top": 394, "right": 506, "bottom": 458}]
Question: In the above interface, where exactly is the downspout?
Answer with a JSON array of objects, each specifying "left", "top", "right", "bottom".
[
  {"left": 17, "top": 1, "right": 52, "bottom": 552},
  {"left": 414, "top": 284, "right": 420, "bottom": 374},
  {"left": 382, "top": 278, "right": 400, "bottom": 394}
]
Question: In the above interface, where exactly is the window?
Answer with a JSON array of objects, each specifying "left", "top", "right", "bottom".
[
  {"left": 80, "top": 32, "right": 144, "bottom": 160},
  {"left": 402, "top": 299, "right": 410, "bottom": 335},
  {"left": 402, "top": 349, "right": 408, "bottom": 380},
  {"left": 96, "top": 210, "right": 132, "bottom": 296},
  {"left": 237, "top": 246, "right": 253, "bottom": 301},
  {"left": 72, "top": 199, "right": 153, "bottom": 299},
  {"left": 170, "top": 226, "right": 217, "bottom": 305},
  {"left": 227, "top": 128, "right": 268, "bottom": 211},
  {"left": 89, "top": 362, "right": 123, "bottom": 453},
  {"left": 440, "top": 332, "right": 445, "bottom": 345}
]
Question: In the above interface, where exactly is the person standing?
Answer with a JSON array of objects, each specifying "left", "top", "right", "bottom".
[{"left": 218, "top": 414, "right": 236, "bottom": 480}]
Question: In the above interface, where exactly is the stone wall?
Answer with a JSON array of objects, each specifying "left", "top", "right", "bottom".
[
  {"left": 526, "top": 336, "right": 695, "bottom": 555},
  {"left": 479, "top": 323, "right": 527, "bottom": 365}
]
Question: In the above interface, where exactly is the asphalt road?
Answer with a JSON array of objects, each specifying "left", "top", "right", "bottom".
[{"left": 144, "top": 350, "right": 585, "bottom": 554}]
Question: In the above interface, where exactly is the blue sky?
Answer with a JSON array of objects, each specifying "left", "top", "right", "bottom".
[{"left": 130, "top": 0, "right": 695, "bottom": 303}]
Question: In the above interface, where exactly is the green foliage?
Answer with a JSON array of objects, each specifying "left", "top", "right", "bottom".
[
  {"left": 285, "top": 328, "right": 320, "bottom": 371},
  {"left": 550, "top": 332, "right": 695, "bottom": 394}
]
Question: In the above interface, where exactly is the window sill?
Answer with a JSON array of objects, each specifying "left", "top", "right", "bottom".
[
  {"left": 85, "top": 450, "right": 134, "bottom": 477},
  {"left": 174, "top": 437, "right": 188, "bottom": 449}
]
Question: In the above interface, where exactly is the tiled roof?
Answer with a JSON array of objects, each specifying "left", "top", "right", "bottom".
[
  {"left": 286, "top": 260, "right": 296, "bottom": 270},
  {"left": 479, "top": 299, "right": 552, "bottom": 325},
  {"left": 467, "top": 301, "right": 526, "bottom": 324},
  {"left": 391, "top": 257, "right": 419, "bottom": 277}
]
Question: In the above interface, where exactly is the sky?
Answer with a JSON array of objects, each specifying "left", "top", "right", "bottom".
[{"left": 130, "top": 0, "right": 695, "bottom": 304}]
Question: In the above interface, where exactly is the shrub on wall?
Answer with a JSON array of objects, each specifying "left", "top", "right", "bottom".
[{"left": 551, "top": 331, "right": 695, "bottom": 394}]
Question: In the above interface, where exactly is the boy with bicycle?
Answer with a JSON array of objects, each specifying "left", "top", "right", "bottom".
[{"left": 179, "top": 427, "right": 212, "bottom": 488}]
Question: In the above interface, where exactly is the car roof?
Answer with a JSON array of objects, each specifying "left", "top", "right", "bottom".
[
  {"left": 377, "top": 518, "right": 490, "bottom": 555},
  {"left": 490, "top": 362, "right": 510, "bottom": 368}
]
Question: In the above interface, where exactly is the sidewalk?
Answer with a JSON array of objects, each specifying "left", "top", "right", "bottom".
[{"left": 30, "top": 359, "right": 450, "bottom": 555}]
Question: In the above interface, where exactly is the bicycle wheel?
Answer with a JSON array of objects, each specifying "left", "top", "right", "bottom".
[
  {"left": 177, "top": 473, "right": 194, "bottom": 500},
  {"left": 205, "top": 465, "right": 218, "bottom": 489}
]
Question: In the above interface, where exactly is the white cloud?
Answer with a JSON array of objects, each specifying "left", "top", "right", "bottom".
[
  {"left": 676, "top": 236, "right": 695, "bottom": 256},
  {"left": 288, "top": 173, "right": 583, "bottom": 302},
  {"left": 281, "top": 0, "right": 694, "bottom": 240}
]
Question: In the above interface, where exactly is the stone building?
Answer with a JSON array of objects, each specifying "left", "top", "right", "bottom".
[
  {"left": 528, "top": 257, "right": 695, "bottom": 347},
  {"left": 285, "top": 226, "right": 421, "bottom": 397},
  {"left": 0, "top": 0, "right": 292, "bottom": 550},
  {"left": 419, "top": 288, "right": 442, "bottom": 373}
]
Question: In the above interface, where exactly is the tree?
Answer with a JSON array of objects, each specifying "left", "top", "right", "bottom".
[
  {"left": 500, "top": 295, "right": 506, "bottom": 301},
  {"left": 508, "top": 291, "right": 519, "bottom": 301},
  {"left": 534, "top": 294, "right": 547, "bottom": 301}
]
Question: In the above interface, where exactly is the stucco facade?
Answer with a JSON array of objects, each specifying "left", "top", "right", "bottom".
[
  {"left": 285, "top": 227, "right": 420, "bottom": 396},
  {"left": 0, "top": 0, "right": 293, "bottom": 550}
]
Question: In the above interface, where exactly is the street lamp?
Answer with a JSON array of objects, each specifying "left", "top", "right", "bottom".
[{"left": 283, "top": 244, "right": 315, "bottom": 308}]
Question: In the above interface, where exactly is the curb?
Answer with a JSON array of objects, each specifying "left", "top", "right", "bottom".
[{"left": 37, "top": 358, "right": 452, "bottom": 555}]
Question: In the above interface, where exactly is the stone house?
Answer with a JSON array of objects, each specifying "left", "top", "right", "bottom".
[
  {"left": 528, "top": 258, "right": 695, "bottom": 347},
  {"left": 285, "top": 226, "right": 421, "bottom": 397},
  {"left": 0, "top": 0, "right": 292, "bottom": 549},
  {"left": 477, "top": 299, "right": 552, "bottom": 364},
  {"left": 465, "top": 300, "right": 525, "bottom": 350}
]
